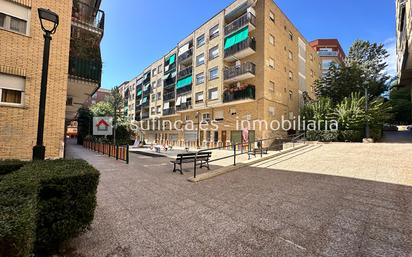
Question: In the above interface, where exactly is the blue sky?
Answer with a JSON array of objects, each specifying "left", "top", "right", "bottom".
[{"left": 100, "top": 0, "right": 396, "bottom": 89}]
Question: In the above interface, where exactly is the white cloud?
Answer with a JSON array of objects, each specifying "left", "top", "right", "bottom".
[{"left": 384, "top": 37, "right": 397, "bottom": 78}]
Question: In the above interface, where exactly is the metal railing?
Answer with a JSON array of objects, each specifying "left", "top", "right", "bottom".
[
  {"left": 176, "top": 101, "right": 192, "bottom": 111},
  {"left": 72, "top": 1, "right": 105, "bottom": 33},
  {"left": 223, "top": 85, "right": 255, "bottom": 103},
  {"left": 69, "top": 57, "right": 102, "bottom": 82},
  {"left": 176, "top": 84, "right": 192, "bottom": 95},
  {"left": 163, "top": 91, "right": 175, "bottom": 101},
  {"left": 224, "top": 12, "right": 256, "bottom": 36},
  {"left": 318, "top": 51, "right": 338, "bottom": 57},
  {"left": 163, "top": 107, "right": 176, "bottom": 116},
  {"left": 178, "top": 66, "right": 193, "bottom": 79},
  {"left": 83, "top": 140, "right": 129, "bottom": 164},
  {"left": 224, "top": 62, "right": 256, "bottom": 81},
  {"left": 224, "top": 38, "right": 256, "bottom": 58},
  {"left": 178, "top": 48, "right": 193, "bottom": 63},
  {"left": 192, "top": 133, "right": 306, "bottom": 178}
]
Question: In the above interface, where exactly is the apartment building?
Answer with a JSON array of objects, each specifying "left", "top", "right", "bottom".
[
  {"left": 396, "top": 0, "right": 412, "bottom": 119},
  {"left": 310, "top": 39, "right": 345, "bottom": 75},
  {"left": 0, "top": 0, "right": 104, "bottom": 160},
  {"left": 121, "top": 0, "right": 321, "bottom": 147}
]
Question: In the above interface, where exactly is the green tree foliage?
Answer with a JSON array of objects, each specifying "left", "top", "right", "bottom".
[
  {"left": 90, "top": 101, "right": 113, "bottom": 117},
  {"left": 388, "top": 86, "right": 412, "bottom": 124},
  {"left": 315, "top": 40, "right": 390, "bottom": 103},
  {"left": 333, "top": 93, "right": 365, "bottom": 130},
  {"left": 77, "top": 107, "right": 92, "bottom": 145}
]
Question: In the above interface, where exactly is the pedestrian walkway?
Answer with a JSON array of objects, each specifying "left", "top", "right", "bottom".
[{"left": 64, "top": 140, "right": 412, "bottom": 257}]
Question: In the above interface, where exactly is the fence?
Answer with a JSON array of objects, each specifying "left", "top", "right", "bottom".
[{"left": 83, "top": 140, "right": 129, "bottom": 164}]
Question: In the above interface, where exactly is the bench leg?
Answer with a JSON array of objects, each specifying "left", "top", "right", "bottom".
[
  {"left": 179, "top": 163, "right": 183, "bottom": 175},
  {"left": 173, "top": 163, "right": 176, "bottom": 173},
  {"left": 206, "top": 160, "right": 210, "bottom": 170}
]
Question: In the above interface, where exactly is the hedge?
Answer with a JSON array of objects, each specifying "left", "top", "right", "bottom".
[
  {"left": 306, "top": 130, "right": 339, "bottom": 142},
  {"left": 0, "top": 160, "right": 27, "bottom": 177},
  {"left": 0, "top": 160, "right": 100, "bottom": 257}
]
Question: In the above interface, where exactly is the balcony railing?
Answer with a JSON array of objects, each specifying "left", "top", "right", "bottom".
[
  {"left": 223, "top": 85, "right": 255, "bottom": 103},
  {"left": 164, "top": 78, "right": 176, "bottom": 88},
  {"left": 142, "top": 112, "right": 150, "bottom": 119},
  {"left": 69, "top": 57, "right": 102, "bottom": 83},
  {"left": 318, "top": 51, "right": 339, "bottom": 57},
  {"left": 225, "top": 12, "right": 256, "bottom": 36},
  {"left": 72, "top": 1, "right": 105, "bottom": 34},
  {"left": 176, "top": 101, "right": 192, "bottom": 112},
  {"left": 178, "top": 48, "right": 193, "bottom": 63},
  {"left": 163, "top": 91, "right": 176, "bottom": 101},
  {"left": 178, "top": 66, "right": 193, "bottom": 80},
  {"left": 163, "top": 108, "right": 176, "bottom": 116},
  {"left": 176, "top": 84, "right": 192, "bottom": 95},
  {"left": 224, "top": 62, "right": 256, "bottom": 81},
  {"left": 224, "top": 38, "right": 256, "bottom": 58}
]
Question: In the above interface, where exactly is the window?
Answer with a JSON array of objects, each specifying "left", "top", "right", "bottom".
[
  {"left": 209, "top": 24, "right": 219, "bottom": 39},
  {"left": 230, "top": 108, "right": 237, "bottom": 115},
  {"left": 152, "top": 81, "right": 156, "bottom": 88},
  {"left": 268, "top": 58, "right": 275, "bottom": 69},
  {"left": 268, "top": 106, "right": 275, "bottom": 116},
  {"left": 157, "top": 78, "right": 162, "bottom": 87},
  {"left": 0, "top": 73, "right": 25, "bottom": 105},
  {"left": 66, "top": 97, "right": 73, "bottom": 106},
  {"left": 288, "top": 31, "right": 293, "bottom": 41},
  {"left": 208, "top": 88, "right": 218, "bottom": 100},
  {"left": 197, "top": 34, "right": 205, "bottom": 47},
  {"left": 289, "top": 90, "right": 293, "bottom": 100},
  {"left": 158, "top": 65, "right": 162, "bottom": 73},
  {"left": 310, "top": 54, "right": 313, "bottom": 62},
  {"left": 209, "top": 45, "right": 219, "bottom": 60},
  {"left": 151, "top": 107, "right": 155, "bottom": 115},
  {"left": 195, "top": 92, "right": 204, "bottom": 103},
  {"left": 9, "top": 16, "right": 27, "bottom": 34},
  {"left": 151, "top": 94, "right": 156, "bottom": 101},
  {"left": 269, "top": 81, "right": 275, "bottom": 91},
  {"left": 214, "top": 110, "right": 224, "bottom": 121},
  {"left": 269, "top": 11, "right": 275, "bottom": 22},
  {"left": 0, "top": 11, "right": 28, "bottom": 35},
  {"left": 322, "top": 60, "right": 333, "bottom": 69},
  {"left": 157, "top": 106, "right": 161, "bottom": 114},
  {"left": 209, "top": 67, "right": 219, "bottom": 80},
  {"left": 269, "top": 34, "right": 275, "bottom": 45},
  {"left": 152, "top": 68, "right": 157, "bottom": 76},
  {"left": 288, "top": 50, "right": 293, "bottom": 60},
  {"left": 288, "top": 71, "right": 293, "bottom": 80},
  {"left": 202, "top": 113, "right": 211, "bottom": 121},
  {"left": 196, "top": 53, "right": 205, "bottom": 66},
  {"left": 196, "top": 72, "right": 205, "bottom": 85}
]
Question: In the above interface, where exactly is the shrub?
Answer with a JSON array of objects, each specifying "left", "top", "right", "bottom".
[
  {"left": 306, "top": 130, "right": 322, "bottom": 141},
  {"left": 320, "top": 131, "right": 339, "bottom": 142},
  {"left": 370, "top": 127, "right": 383, "bottom": 141},
  {"left": 0, "top": 160, "right": 27, "bottom": 177},
  {"left": 0, "top": 160, "right": 100, "bottom": 257},
  {"left": 339, "top": 130, "right": 363, "bottom": 142}
]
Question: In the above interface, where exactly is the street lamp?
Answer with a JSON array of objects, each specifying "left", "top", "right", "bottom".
[{"left": 32, "top": 8, "right": 59, "bottom": 160}]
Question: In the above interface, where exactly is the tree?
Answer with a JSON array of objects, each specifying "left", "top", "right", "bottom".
[
  {"left": 333, "top": 93, "right": 365, "bottom": 130},
  {"left": 77, "top": 107, "right": 93, "bottom": 145},
  {"left": 90, "top": 101, "right": 113, "bottom": 117},
  {"left": 315, "top": 40, "right": 390, "bottom": 103},
  {"left": 388, "top": 86, "right": 412, "bottom": 124}
]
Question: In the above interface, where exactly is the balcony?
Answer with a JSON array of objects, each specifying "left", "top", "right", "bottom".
[
  {"left": 142, "top": 112, "right": 150, "bottom": 120},
  {"left": 176, "top": 101, "right": 192, "bottom": 112},
  {"left": 318, "top": 51, "right": 339, "bottom": 57},
  {"left": 143, "top": 73, "right": 151, "bottom": 85},
  {"left": 224, "top": 62, "right": 256, "bottom": 83},
  {"left": 225, "top": 12, "right": 256, "bottom": 36},
  {"left": 72, "top": 1, "right": 105, "bottom": 36},
  {"left": 223, "top": 85, "right": 255, "bottom": 103},
  {"left": 177, "top": 84, "right": 192, "bottom": 95},
  {"left": 178, "top": 48, "right": 193, "bottom": 64},
  {"left": 163, "top": 91, "right": 176, "bottom": 101},
  {"left": 69, "top": 57, "right": 102, "bottom": 83},
  {"left": 163, "top": 108, "right": 176, "bottom": 116},
  {"left": 224, "top": 37, "right": 256, "bottom": 62},
  {"left": 177, "top": 66, "right": 193, "bottom": 80}
]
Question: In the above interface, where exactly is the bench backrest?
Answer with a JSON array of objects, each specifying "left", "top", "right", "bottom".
[{"left": 176, "top": 152, "right": 211, "bottom": 160}]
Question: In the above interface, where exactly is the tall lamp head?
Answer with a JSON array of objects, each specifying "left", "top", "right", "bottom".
[{"left": 38, "top": 8, "right": 59, "bottom": 34}]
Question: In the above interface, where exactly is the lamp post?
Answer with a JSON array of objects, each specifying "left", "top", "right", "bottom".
[{"left": 32, "top": 8, "right": 59, "bottom": 160}]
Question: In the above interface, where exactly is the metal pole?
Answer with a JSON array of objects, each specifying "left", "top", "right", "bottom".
[
  {"left": 365, "top": 87, "right": 370, "bottom": 138},
  {"left": 194, "top": 152, "right": 197, "bottom": 178},
  {"left": 33, "top": 32, "right": 52, "bottom": 160},
  {"left": 233, "top": 144, "right": 236, "bottom": 166},
  {"left": 126, "top": 145, "right": 129, "bottom": 164}
]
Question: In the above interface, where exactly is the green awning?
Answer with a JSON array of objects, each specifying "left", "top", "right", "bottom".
[
  {"left": 169, "top": 54, "right": 176, "bottom": 65},
  {"left": 176, "top": 75, "right": 192, "bottom": 89},
  {"left": 137, "top": 90, "right": 142, "bottom": 96},
  {"left": 224, "top": 27, "right": 249, "bottom": 49},
  {"left": 142, "top": 97, "right": 148, "bottom": 103}
]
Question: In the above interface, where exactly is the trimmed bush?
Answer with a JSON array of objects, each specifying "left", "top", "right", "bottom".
[
  {"left": 370, "top": 128, "right": 383, "bottom": 141},
  {"left": 0, "top": 160, "right": 100, "bottom": 257},
  {"left": 0, "top": 160, "right": 27, "bottom": 177},
  {"left": 306, "top": 130, "right": 322, "bottom": 141},
  {"left": 320, "top": 131, "right": 339, "bottom": 142},
  {"left": 339, "top": 130, "right": 363, "bottom": 142}
]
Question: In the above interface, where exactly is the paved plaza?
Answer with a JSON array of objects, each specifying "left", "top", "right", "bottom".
[{"left": 65, "top": 139, "right": 412, "bottom": 257}]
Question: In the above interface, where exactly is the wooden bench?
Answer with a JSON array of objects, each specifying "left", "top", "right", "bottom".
[
  {"left": 171, "top": 152, "right": 212, "bottom": 175},
  {"left": 249, "top": 147, "right": 269, "bottom": 157}
]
